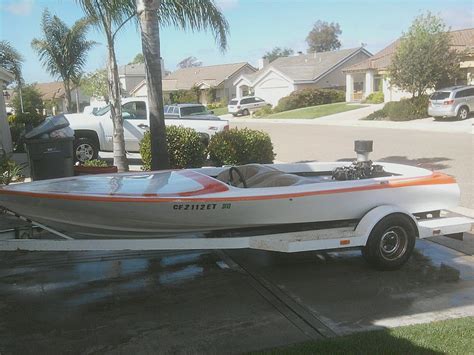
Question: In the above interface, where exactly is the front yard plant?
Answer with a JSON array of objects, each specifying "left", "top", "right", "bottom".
[
  {"left": 363, "top": 91, "right": 384, "bottom": 104},
  {"left": 365, "top": 96, "right": 428, "bottom": 121},
  {"left": 8, "top": 112, "right": 45, "bottom": 152},
  {"left": 140, "top": 126, "right": 206, "bottom": 170},
  {"left": 274, "top": 88, "right": 345, "bottom": 112},
  {"left": 207, "top": 128, "right": 275, "bottom": 166},
  {"left": 0, "top": 150, "right": 25, "bottom": 185}
]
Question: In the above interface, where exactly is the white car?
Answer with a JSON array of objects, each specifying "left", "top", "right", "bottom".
[
  {"left": 66, "top": 98, "right": 229, "bottom": 162},
  {"left": 227, "top": 96, "right": 269, "bottom": 116}
]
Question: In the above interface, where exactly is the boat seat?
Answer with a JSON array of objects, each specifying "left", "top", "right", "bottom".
[
  {"left": 250, "top": 173, "right": 313, "bottom": 188},
  {"left": 216, "top": 164, "right": 279, "bottom": 187}
]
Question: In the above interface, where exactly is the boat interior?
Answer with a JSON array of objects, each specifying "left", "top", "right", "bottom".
[{"left": 212, "top": 162, "right": 397, "bottom": 188}]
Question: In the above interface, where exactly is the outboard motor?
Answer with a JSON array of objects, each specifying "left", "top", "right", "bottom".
[{"left": 332, "top": 140, "right": 385, "bottom": 180}]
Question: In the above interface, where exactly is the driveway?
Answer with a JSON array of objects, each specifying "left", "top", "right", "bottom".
[{"left": 1, "top": 234, "right": 473, "bottom": 354}]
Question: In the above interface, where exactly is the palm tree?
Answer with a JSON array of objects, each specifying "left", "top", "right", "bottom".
[
  {"left": 0, "top": 41, "right": 24, "bottom": 112},
  {"left": 75, "top": 0, "right": 135, "bottom": 172},
  {"left": 136, "top": 0, "right": 229, "bottom": 170},
  {"left": 31, "top": 9, "right": 95, "bottom": 113},
  {"left": 77, "top": 0, "right": 228, "bottom": 171}
]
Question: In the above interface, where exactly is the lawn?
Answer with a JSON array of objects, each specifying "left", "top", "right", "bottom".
[
  {"left": 255, "top": 317, "right": 474, "bottom": 354},
  {"left": 210, "top": 106, "right": 228, "bottom": 116},
  {"left": 261, "top": 102, "right": 366, "bottom": 119}
]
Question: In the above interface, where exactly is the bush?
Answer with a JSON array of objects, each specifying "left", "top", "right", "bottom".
[
  {"left": 384, "top": 96, "right": 429, "bottom": 121},
  {"left": 206, "top": 102, "right": 223, "bottom": 110},
  {"left": 11, "top": 84, "right": 44, "bottom": 114},
  {"left": 8, "top": 112, "right": 45, "bottom": 152},
  {"left": 363, "top": 91, "right": 384, "bottom": 104},
  {"left": 364, "top": 96, "right": 429, "bottom": 121},
  {"left": 0, "top": 151, "right": 25, "bottom": 185},
  {"left": 140, "top": 126, "right": 206, "bottom": 170},
  {"left": 169, "top": 89, "right": 199, "bottom": 104},
  {"left": 273, "top": 88, "right": 345, "bottom": 112},
  {"left": 253, "top": 105, "right": 273, "bottom": 117},
  {"left": 83, "top": 159, "right": 108, "bottom": 167},
  {"left": 207, "top": 128, "right": 275, "bottom": 166}
]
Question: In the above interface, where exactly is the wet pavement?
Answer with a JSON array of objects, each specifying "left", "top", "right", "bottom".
[{"left": 1, "top": 238, "right": 473, "bottom": 354}]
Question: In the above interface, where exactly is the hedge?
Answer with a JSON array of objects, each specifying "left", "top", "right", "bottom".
[
  {"left": 207, "top": 128, "right": 275, "bottom": 166},
  {"left": 365, "top": 96, "right": 429, "bottom": 121},
  {"left": 273, "top": 88, "right": 345, "bottom": 112},
  {"left": 139, "top": 126, "right": 206, "bottom": 170}
]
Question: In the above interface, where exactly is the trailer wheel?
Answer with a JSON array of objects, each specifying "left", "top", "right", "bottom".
[{"left": 362, "top": 214, "right": 416, "bottom": 270}]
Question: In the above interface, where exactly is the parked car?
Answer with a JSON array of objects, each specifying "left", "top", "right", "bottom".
[
  {"left": 227, "top": 96, "right": 269, "bottom": 116},
  {"left": 164, "top": 103, "right": 220, "bottom": 120},
  {"left": 66, "top": 98, "right": 229, "bottom": 162},
  {"left": 428, "top": 85, "right": 474, "bottom": 120}
]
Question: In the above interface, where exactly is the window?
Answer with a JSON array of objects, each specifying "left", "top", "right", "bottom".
[
  {"left": 173, "top": 107, "right": 180, "bottom": 114},
  {"left": 122, "top": 101, "right": 147, "bottom": 120},
  {"left": 464, "top": 88, "right": 474, "bottom": 97},
  {"left": 180, "top": 105, "right": 207, "bottom": 116},
  {"left": 455, "top": 90, "right": 468, "bottom": 98},
  {"left": 93, "top": 105, "right": 111, "bottom": 116},
  {"left": 430, "top": 91, "right": 450, "bottom": 100},
  {"left": 254, "top": 97, "right": 263, "bottom": 102},
  {"left": 229, "top": 99, "right": 238, "bottom": 105},
  {"left": 240, "top": 98, "right": 251, "bottom": 104}
]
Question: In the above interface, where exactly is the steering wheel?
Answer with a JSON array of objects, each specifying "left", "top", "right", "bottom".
[{"left": 228, "top": 167, "right": 247, "bottom": 188}]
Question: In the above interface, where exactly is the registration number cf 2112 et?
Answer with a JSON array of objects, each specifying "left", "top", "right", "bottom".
[{"left": 173, "top": 203, "right": 232, "bottom": 211}]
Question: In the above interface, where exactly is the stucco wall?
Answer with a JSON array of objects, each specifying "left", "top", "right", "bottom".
[{"left": 222, "top": 66, "right": 256, "bottom": 102}]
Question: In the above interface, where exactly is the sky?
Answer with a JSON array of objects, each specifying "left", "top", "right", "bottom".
[{"left": 0, "top": 0, "right": 473, "bottom": 84}]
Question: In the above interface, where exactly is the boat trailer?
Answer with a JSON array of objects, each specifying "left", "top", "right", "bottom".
[{"left": 1, "top": 205, "right": 472, "bottom": 270}]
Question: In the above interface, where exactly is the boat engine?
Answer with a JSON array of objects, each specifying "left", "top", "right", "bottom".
[{"left": 332, "top": 140, "right": 385, "bottom": 181}]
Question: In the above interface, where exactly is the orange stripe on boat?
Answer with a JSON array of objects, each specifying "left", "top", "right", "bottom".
[{"left": 0, "top": 172, "right": 456, "bottom": 203}]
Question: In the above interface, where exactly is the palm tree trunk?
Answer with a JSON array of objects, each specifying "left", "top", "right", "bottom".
[
  {"left": 105, "top": 23, "right": 129, "bottom": 172},
  {"left": 18, "top": 84, "right": 24, "bottom": 113},
  {"left": 75, "top": 88, "right": 80, "bottom": 113},
  {"left": 136, "top": 0, "right": 170, "bottom": 170},
  {"left": 63, "top": 80, "right": 72, "bottom": 113}
]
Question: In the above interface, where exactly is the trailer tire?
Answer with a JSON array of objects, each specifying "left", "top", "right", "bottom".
[{"left": 362, "top": 213, "right": 416, "bottom": 270}]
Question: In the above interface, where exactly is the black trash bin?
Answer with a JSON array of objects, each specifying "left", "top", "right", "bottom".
[{"left": 25, "top": 137, "right": 74, "bottom": 180}]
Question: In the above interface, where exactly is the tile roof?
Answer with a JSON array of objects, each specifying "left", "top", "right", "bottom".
[
  {"left": 162, "top": 62, "right": 255, "bottom": 90},
  {"left": 344, "top": 28, "right": 474, "bottom": 72},
  {"left": 240, "top": 47, "right": 369, "bottom": 84},
  {"left": 34, "top": 82, "right": 65, "bottom": 100}
]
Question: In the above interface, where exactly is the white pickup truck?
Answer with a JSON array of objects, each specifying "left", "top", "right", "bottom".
[{"left": 66, "top": 98, "right": 229, "bottom": 162}]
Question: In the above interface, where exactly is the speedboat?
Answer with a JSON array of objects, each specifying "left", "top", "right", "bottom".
[{"left": 0, "top": 151, "right": 460, "bottom": 238}]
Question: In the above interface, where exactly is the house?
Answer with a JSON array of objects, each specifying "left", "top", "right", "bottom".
[
  {"left": 130, "top": 62, "right": 257, "bottom": 104},
  {"left": 34, "top": 82, "right": 90, "bottom": 114},
  {"left": 233, "top": 47, "right": 372, "bottom": 106},
  {"left": 0, "top": 67, "right": 14, "bottom": 154},
  {"left": 344, "top": 28, "right": 474, "bottom": 102},
  {"left": 118, "top": 63, "right": 146, "bottom": 95}
]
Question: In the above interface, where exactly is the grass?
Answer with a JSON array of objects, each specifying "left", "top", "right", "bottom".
[
  {"left": 253, "top": 317, "right": 474, "bottom": 354},
  {"left": 261, "top": 102, "right": 367, "bottom": 119},
  {"left": 211, "top": 106, "right": 228, "bottom": 116}
]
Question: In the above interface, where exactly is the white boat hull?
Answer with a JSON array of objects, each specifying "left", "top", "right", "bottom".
[{"left": 0, "top": 162, "right": 460, "bottom": 238}]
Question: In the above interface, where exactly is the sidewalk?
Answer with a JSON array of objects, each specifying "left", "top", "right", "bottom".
[{"left": 225, "top": 104, "right": 473, "bottom": 134}]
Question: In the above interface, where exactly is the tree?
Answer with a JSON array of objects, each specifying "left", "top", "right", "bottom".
[
  {"left": 0, "top": 41, "right": 24, "bottom": 112},
  {"left": 81, "top": 68, "right": 109, "bottom": 102},
  {"left": 31, "top": 9, "right": 95, "bottom": 113},
  {"left": 11, "top": 84, "right": 43, "bottom": 114},
  {"left": 389, "top": 13, "right": 461, "bottom": 98},
  {"left": 129, "top": 53, "right": 144, "bottom": 64},
  {"left": 306, "top": 20, "right": 341, "bottom": 53},
  {"left": 76, "top": 0, "right": 136, "bottom": 172},
  {"left": 136, "top": 0, "right": 228, "bottom": 170},
  {"left": 263, "top": 47, "right": 294, "bottom": 63},
  {"left": 177, "top": 56, "right": 202, "bottom": 69}
]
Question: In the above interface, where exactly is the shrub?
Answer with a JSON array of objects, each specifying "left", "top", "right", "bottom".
[
  {"left": 207, "top": 128, "right": 275, "bottom": 166},
  {"left": 168, "top": 89, "right": 199, "bottom": 104},
  {"left": 8, "top": 112, "right": 45, "bottom": 152},
  {"left": 384, "top": 96, "right": 429, "bottom": 121},
  {"left": 253, "top": 105, "right": 273, "bottom": 117},
  {"left": 364, "top": 96, "right": 429, "bottom": 121},
  {"left": 0, "top": 151, "right": 25, "bottom": 185},
  {"left": 83, "top": 159, "right": 108, "bottom": 167},
  {"left": 140, "top": 126, "right": 206, "bottom": 170},
  {"left": 363, "top": 91, "right": 384, "bottom": 104},
  {"left": 273, "top": 88, "right": 345, "bottom": 112},
  {"left": 206, "top": 102, "right": 223, "bottom": 110}
]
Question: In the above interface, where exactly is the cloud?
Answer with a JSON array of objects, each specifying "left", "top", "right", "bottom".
[
  {"left": 215, "top": 0, "right": 239, "bottom": 11},
  {"left": 2, "top": 0, "right": 34, "bottom": 16}
]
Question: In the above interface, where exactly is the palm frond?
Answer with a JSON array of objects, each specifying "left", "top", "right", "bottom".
[
  {"left": 158, "top": 0, "right": 229, "bottom": 51},
  {"left": 0, "top": 40, "right": 24, "bottom": 83}
]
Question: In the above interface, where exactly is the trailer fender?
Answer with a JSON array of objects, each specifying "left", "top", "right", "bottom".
[{"left": 354, "top": 205, "right": 419, "bottom": 245}]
